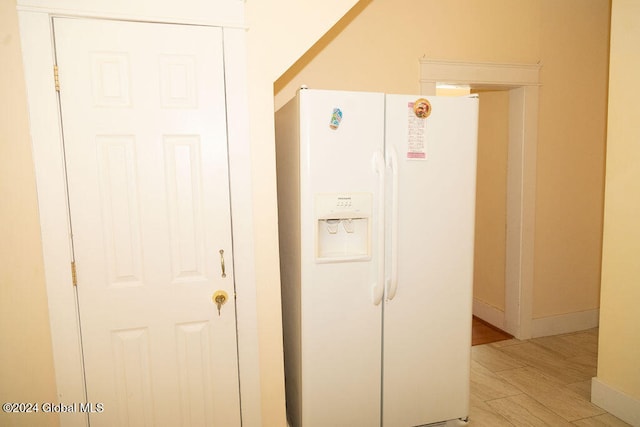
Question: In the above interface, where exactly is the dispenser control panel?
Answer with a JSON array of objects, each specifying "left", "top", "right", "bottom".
[
  {"left": 336, "top": 198, "right": 353, "bottom": 208},
  {"left": 316, "top": 193, "right": 370, "bottom": 218}
]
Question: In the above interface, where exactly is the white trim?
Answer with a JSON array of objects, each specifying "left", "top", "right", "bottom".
[
  {"left": 18, "top": 7, "right": 260, "bottom": 427},
  {"left": 531, "top": 309, "right": 600, "bottom": 338},
  {"left": 591, "top": 377, "right": 640, "bottom": 427},
  {"left": 421, "top": 58, "right": 540, "bottom": 340},
  {"left": 223, "top": 27, "right": 262, "bottom": 427},
  {"left": 16, "top": 0, "right": 244, "bottom": 27},
  {"left": 18, "top": 11, "right": 87, "bottom": 427},
  {"left": 421, "top": 59, "right": 541, "bottom": 87},
  {"left": 472, "top": 298, "right": 506, "bottom": 331}
]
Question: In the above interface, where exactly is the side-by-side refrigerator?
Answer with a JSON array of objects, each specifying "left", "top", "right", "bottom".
[{"left": 275, "top": 88, "right": 479, "bottom": 427}]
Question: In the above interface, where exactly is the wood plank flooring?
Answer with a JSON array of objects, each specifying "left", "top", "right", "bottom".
[
  {"left": 472, "top": 316, "right": 512, "bottom": 346},
  {"left": 469, "top": 328, "right": 631, "bottom": 426}
]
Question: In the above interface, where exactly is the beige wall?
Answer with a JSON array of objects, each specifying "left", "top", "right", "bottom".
[
  {"left": 534, "top": 0, "right": 609, "bottom": 318},
  {"left": 597, "top": 0, "right": 640, "bottom": 403},
  {"left": 0, "top": 1, "right": 59, "bottom": 426},
  {"left": 473, "top": 91, "right": 509, "bottom": 311},
  {"left": 275, "top": 0, "right": 542, "bottom": 108},
  {"left": 274, "top": 0, "right": 610, "bottom": 322}
]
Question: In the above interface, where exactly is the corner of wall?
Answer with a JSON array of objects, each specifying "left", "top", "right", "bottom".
[{"left": 591, "top": 377, "right": 640, "bottom": 426}]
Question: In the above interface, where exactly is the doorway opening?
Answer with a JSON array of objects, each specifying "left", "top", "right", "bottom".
[{"left": 420, "top": 59, "right": 541, "bottom": 340}]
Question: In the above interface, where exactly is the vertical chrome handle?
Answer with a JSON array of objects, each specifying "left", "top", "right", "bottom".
[{"left": 219, "top": 249, "right": 227, "bottom": 278}]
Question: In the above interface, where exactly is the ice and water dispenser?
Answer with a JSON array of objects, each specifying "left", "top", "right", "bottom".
[{"left": 315, "top": 193, "right": 372, "bottom": 262}]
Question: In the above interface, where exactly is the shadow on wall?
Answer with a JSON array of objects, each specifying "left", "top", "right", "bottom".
[{"left": 274, "top": 0, "right": 373, "bottom": 93}]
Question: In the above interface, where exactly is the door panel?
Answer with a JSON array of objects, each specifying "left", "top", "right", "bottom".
[
  {"left": 382, "top": 95, "right": 478, "bottom": 426},
  {"left": 297, "top": 89, "right": 386, "bottom": 426},
  {"left": 54, "top": 17, "right": 240, "bottom": 427}
]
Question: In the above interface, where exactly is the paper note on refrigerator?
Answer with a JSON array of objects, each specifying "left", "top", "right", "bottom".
[{"left": 406, "top": 100, "right": 429, "bottom": 160}]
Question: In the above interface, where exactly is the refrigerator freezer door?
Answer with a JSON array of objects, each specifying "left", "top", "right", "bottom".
[
  {"left": 382, "top": 95, "right": 479, "bottom": 426},
  {"left": 297, "top": 89, "right": 386, "bottom": 427}
]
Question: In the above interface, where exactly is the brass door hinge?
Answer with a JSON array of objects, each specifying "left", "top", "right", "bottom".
[
  {"left": 53, "top": 65, "right": 60, "bottom": 92},
  {"left": 71, "top": 261, "right": 77, "bottom": 286}
]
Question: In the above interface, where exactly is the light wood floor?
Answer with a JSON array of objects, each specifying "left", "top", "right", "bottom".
[{"left": 468, "top": 327, "right": 630, "bottom": 426}]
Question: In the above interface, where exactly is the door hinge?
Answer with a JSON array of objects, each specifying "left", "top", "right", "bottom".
[
  {"left": 53, "top": 65, "right": 60, "bottom": 92},
  {"left": 71, "top": 261, "right": 77, "bottom": 286}
]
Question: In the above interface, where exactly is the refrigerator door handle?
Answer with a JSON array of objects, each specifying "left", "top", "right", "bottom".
[
  {"left": 372, "top": 150, "right": 385, "bottom": 306},
  {"left": 385, "top": 147, "right": 399, "bottom": 301}
]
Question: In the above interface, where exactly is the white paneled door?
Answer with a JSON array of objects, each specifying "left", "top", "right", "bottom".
[{"left": 53, "top": 17, "right": 241, "bottom": 427}]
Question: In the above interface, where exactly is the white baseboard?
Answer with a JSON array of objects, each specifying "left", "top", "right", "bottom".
[
  {"left": 591, "top": 377, "right": 640, "bottom": 426},
  {"left": 531, "top": 309, "right": 599, "bottom": 338},
  {"left": 472, "top": 298, "right": 505, "bottom": 330}
]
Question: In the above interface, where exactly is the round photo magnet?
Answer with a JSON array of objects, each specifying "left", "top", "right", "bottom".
[{"left": 413, "top": 98, "right": 432, "bottom": 119}]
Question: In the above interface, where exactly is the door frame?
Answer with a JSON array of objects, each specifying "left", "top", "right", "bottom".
[
  {"left": 17, "top": 5, "right": 261, "bottom": 427},
  {"left": 420, "top": 59, "right": 541, "bottom": 340}
]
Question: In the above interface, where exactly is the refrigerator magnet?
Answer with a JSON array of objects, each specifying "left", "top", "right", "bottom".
[
  {"left": 413, "top": 98, "right": 431, "bottom": 119},
  {"left": 329, "top": 108, "right": 343, "bottom": 130}
]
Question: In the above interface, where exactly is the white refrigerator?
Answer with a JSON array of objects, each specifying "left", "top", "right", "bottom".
[{"left": 275, "top": 88, "right": 479, "bottom": 427}]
